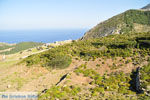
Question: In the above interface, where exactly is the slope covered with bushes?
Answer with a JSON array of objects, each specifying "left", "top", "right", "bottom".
[
  {"left": 22, "top": 32, "right": 150, "bottom": 68},
  {"left": 39, "top": 63, "right": 150, "bottom": 100},
  {"left": 0, "top": 43, "right": 14, "bottom": 50},
  {"left": 82, "top": 10, "right": 150, "bottom": 40},
  {"left": 0, "top": 42, "right": 43, "bottom": 55},
  {"left": 21, "top": 32, "right": 150, "bottom": 99}
]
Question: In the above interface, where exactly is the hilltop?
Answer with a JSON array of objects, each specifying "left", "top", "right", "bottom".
[
  {"left": 142, "top": 3, "right": 150, "bottom": 10},
  {"left": 81, "top": 6, "right": 150, "bottom": 40}
]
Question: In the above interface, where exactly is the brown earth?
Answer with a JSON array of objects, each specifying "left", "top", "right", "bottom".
[{"left": 0, "top": 51, "right": 148, "bottom": 92}]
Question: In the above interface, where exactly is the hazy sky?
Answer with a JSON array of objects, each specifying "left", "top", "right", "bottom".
[{"left": 0, "top": 0, "right": 149, "bottom": 30}]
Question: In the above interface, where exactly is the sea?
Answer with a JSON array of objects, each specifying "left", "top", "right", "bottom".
[{"left": 0, "top": 29, "right": 87, "bottom": 43}]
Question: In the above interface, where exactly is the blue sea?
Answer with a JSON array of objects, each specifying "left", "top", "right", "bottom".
[{"left": 0, "top": 29, "right": 87, "bottom": 43}]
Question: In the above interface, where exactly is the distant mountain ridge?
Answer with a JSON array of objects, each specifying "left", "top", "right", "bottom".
[
  {"left": 0, "top": 42, "right": 44, "bottom": 55},
  {"left": 82, "top": 4, "right": 150, "bottom": 40},
  {"left": 0, "top": 42, "right": 15, "bottom": 46}
]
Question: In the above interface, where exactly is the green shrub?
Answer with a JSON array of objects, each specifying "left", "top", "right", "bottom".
[
  {"left": 96, "top": 64, "right": 101, "bottom": 67},
  {"left": 140, "top": 64, "right": 150, "bottom": 93},
  {"left": 44, "top": 54, "right": 72, "bottom": 69}
]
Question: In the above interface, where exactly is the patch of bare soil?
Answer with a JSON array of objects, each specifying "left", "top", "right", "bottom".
[
  {"left": 58, "top": 57, "right": 148, "bottom": 87},
  {"left": 0, "top": 56, "right": 147, "bottom": 92}
]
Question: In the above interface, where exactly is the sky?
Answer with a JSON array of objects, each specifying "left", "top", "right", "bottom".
[{"left": 0, "top": 0, "right": 149, "bottom": 30}]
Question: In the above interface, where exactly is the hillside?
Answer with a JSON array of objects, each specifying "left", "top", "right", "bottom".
[
  {"left": 81, "top": 9, "right": 150, "bottom": 40},
  {"left": 0, "top": 42, "right": 15, "bottom": 51},
  {"left": 0, "top": 42, "right": 44, "bottom": 55},
  {"left": 21, "top": 32, "right": 150, "bottom": 100},
  {"left": 142, "top": 3, "right": 150, "bottom": 10},
  {"left": 0, "top": 33, "right": 149, "bottom": 100},
  {"left": 0, "top": 4, "right": 150, "bottom": 100}
]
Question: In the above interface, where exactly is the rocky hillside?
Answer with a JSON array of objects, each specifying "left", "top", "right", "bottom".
[
  {"left": 21, "top": 31, "right": 150, "bottom": 100},
  {"left": 82, "top": 7, "right": 150, "bottom": 40},
  {"left": 142, "top": 3, "right": 150, "bottom": 10}
]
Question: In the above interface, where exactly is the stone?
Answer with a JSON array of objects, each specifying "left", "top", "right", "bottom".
[{"left": 7, "top": 84, "right": 11, "bottom": 88}]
